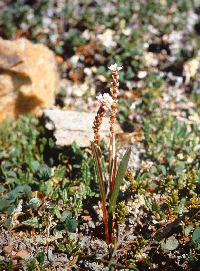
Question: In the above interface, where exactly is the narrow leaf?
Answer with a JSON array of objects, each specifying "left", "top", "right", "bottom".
[
  {"left": 91, "top": 142, "right": 105, "bottom": 201},
  {"left": 111, "top": 155, "right": 117, "bottom": 192},
  {"left": 91, "top": 142, "right": 109, "bottom": 244},
  {"left": 192, "top": 227, "right": 200, "bottom": 246},
  {"left": 108, "top": 148, "right": 131, "bottom": 215}
]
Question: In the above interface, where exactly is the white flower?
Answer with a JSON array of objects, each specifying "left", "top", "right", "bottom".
[
  {"left": 108, "top": 63, "right": 123, "bottom": 72},
  {"left": 96, "top": 93, "right": 114, "bottom": 110}
]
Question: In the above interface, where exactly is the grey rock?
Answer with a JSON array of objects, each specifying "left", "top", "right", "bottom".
[
  {"left": 88, "top": 220, "right": 96, "bottom": 229},
  {"left": 117, "top": 144, "right": 145, "bottom": 172},
  {"left": 84, "top": 262, "right": 103, "bottom": 271},
  {"left": 43, "top": 109, "right": 122, "bottom": 148},
  {"left": 90, "top": 239, "right": 108, "bottom": 258}
]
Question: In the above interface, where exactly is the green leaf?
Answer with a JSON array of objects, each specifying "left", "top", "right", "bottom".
[
  {"left": 144, "top": 197, "right": 153, "bottom": 213},
  {"left": 36, "top": 165, "right": 51, "bottom": 180},
  {"left": 0, "top": 185, "right": 6, "bottom": 193},
  {"left": 36, "top": 251, "right": 45, "bottom": 264},
  {"left": 177, "top": 198, "right": 186, "bottom": 214},
  {"left": 0, "top": 199, "right": 11, "bottom": 211},
  {"left": 108, "top": 148, "right": 131, "bottom": 215},
  {"left": 14, "top": 185, "right": 31, "bottom": 195},
  {"left": 192, "top": 227, "right": 200, "bottom": 247},
  {"left": 30, "top": 160, "right": 40, "bottom": 172},
  {"left": 176, "top": 161, "right": 185, "bottom": 174},
  {"left": 72, "top": 141, "right": 84, "bottom": 158},
  {"left": 58, "top": 243, "right": 66, "bottom": 252},
  {"left": 61, "top": 210, "right": 70, "bottom": 222},
  {"left": 23, "top": 217, "right": 40, "bottom": 228},
  {"left": 7, "top": 205, "right": 15, "bottom": 215},
  {"left": 65, "top": 213, "right": 77, "bottom": 233},
  {"left": 54, "top": 166, "right": 66, "bottom": 179},
  {"left": 159, "top": 165, "right": 167, "bottom": 176},
  {"left": 53, "top": 207, "right": 62, "bottom": 219},
  {"left": 184, "top": 225, "right": 194, "bottom": 236},
  {"left": 91, "top": 142, "right": 106, "bottom": 206},
  {"left": 161, "top": 236, "right": 179, "bottom": 251},
  {"left": 91, "top": 142, "right": 109, "bottom": 243},
  {"left": 4, "top": 217, "right": 12, "bottom": 228},
  {"left": 4, "top": 185, "right": 31, "bottom": 203}
]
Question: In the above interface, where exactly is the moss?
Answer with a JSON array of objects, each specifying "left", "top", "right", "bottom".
[{"left": 115, "top": 201, "right": 129, "bottom": 225}]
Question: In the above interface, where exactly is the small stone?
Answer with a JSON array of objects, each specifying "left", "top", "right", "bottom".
[
  {"left": 138, "top": 71, "right": 147, "bottom": 79},
  {"left": 184, "top": 57, "right": 200, "bottom": 84},
  {"left": 97, "top": 29, "right": 116, "bottom": 48},
  {"left": 88, "top": 221, "right": 95, "bottom": 229},
  {"left": 97, "top": 75, "right": 107, "bottom": 82},
  {"left": 29, "top": 198, "right": 40, "bottom": 208},
  {"left": 13, "top": 249, "right": 29, "bottom": 260},
  {"left": 143, "top": 52, "right": 158, "bottom": 66}
]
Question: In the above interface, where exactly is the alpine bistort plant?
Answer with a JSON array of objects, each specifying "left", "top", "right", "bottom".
[{"left": 92, "top": 64, "right": 131, "bottom": 245}]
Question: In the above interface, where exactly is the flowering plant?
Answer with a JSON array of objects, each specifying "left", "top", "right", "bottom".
[{"left": 91, "top": 64, "right": 131, "bottom": 244}]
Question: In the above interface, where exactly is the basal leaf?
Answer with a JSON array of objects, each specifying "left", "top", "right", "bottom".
[
  {"left": 91, "top": 142, "right": 109, "bottom": 243},
  {"left": 4, "top": 217, "right": 12, "bottom": 228},
  {"left": 192, "top": 227, "right": 200, "bottom": 247},
  {"left": 36, "top": 251, "right": 45, "bottom": 264},
  {"left": 184, "top": 225, "right": 194, "bottom": 236},
  {"left": 0, "top": 199, "right": 11, "bottom": 211},
  {"left": 108, "top": 148, "right": 131, "bottom": 215},
  {"left": 91, "top": 142, "right": 106, "bottom": 204},
  {"left": 23, "top": 217, "right": 40, "bottom": 228},
  {"left": 161, "top": 236, "right": 179, "bottom": 251},
  {"left": 65, "top": 213, "right": 77, "bottom": 233}
]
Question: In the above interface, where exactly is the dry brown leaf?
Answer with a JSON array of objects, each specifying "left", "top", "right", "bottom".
[
  {"left": 81, "top": 215, "right": 92, "bottom": 221},
  {"left": 11, "top": 233, "right": 23, "bottom": 238},
  {"left": 65, "top": 255, "right": 78, "bottom": 270},
  {"left": 76, "top": 40, "right": 102, "bottom": 64},
  {"left": 116, "top": 133, "right": 133, "bottom": 145},
  {"left": 3, "top": 245, "right": 14, "bottom": 255},
  {"left": 12, "top": 249, "right": 29, "bottom": 260},
  {"left": 12, "top": 263, "right": 23, "bottom": 271}
]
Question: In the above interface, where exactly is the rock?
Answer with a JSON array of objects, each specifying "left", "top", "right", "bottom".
[
  {"left": 0, "top": 38, "right": 59, "bottom": 122},
  {"left": 43, "top": 109, "right": 122, "bottom": 148},
  {"left": 117, "top": 144, "right": 145, "bottom": 174},
  {"left": 183, "top": 57, "right": 200, "bottom": 85},
  {"left": 12, "top": 249, "right": 29, "bottom": 260}
]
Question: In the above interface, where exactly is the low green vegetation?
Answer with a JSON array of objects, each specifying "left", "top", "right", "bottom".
[
  {"left": 0, "top": 107, "right": 199, "bottom": 270},
  {"left": 0, "top": 114, "right": 95, "bottom": 231}
]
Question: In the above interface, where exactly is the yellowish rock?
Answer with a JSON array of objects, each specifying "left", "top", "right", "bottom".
[
  {"left": 183, "top": 57, "right": 200, "bottom": 85},
  {"left": 0, "top": 38, "right": 59, "bottom": 122}
]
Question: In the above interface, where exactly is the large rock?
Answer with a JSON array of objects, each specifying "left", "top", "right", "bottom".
[
  {"left": 44, "top": 109, "right": 122, "bottom": 148},
  {"left": 0, "top": 38, "right": 59, "bottom": 122}
]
